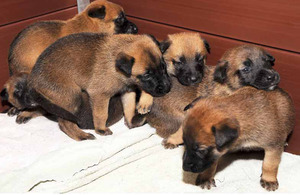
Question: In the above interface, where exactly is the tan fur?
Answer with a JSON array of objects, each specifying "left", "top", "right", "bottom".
[
  {"left": 164, "top": 32, "right": 208, "bottom": 76},
  {"left": 4, "top": 0, "right": 129, "bottom": 123},
  {"left": 27, "top": 33, "right": 165, "bottom": 140},
  {"left": 123, "top": 32, "right": 209, "bottom": 128},
  {"left": 183, "top": 87, "right": 295, "bottom": 191},
  {"left": 148, "top": 45, "right": 276, "bottom": 145}
]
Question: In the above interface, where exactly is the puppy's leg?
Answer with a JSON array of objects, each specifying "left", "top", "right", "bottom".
[
  {"left": 7, "top": 107, "right": 20, "bottom": 116},
  {"left": 196, "top": 161, "right": 218, "bottom": 189},
  {"left": 136, "top": 91, "right": 153, "bottom": 114},
  {"left": 162, "top": 125, "right": 184, "bottom": 149},
  {"left": 89, "top": 95, "right": 112, "bottom": 135},
  {"left": 121, "top": 92, "right": 136, "bottom": 128},
  {"left": 58, "top": 118, "right": 95, "bottom": 141},
  {"left": 260, "top": 148, "right": 282, "bottom": 191},
  {"left": 16, "top": 108, "right": 45, "bottom": 124}
]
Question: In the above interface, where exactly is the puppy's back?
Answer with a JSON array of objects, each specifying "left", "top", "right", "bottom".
[{"left": 8, "top": 21, "right": 65, "bottom": 75}]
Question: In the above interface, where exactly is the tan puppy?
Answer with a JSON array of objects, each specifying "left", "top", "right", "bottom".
[
  {"left": 1, "top": 0, "right": 138, "bottom": 123},
  {"left": 146, "top": 45, "right": 280, "bottom": 146},
  {"left": 181, "top": 86, "right": 295, "bottom": 191},
  {"left": 16, "top": 33, "right": 171, "bottom": 140},
  {"left": 124, "top": 32, "right": 210, "bottom": 128}
]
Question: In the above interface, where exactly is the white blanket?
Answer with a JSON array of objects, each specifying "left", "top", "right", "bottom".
[{"left": 0, "top": 114, "right": 299, "bottom": 193}]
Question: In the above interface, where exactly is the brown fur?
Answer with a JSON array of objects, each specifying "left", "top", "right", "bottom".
[
  {"left": 25, "top": 33, "right": 170, "bottom": 140},
  {"left": 124, "top": 32, "right": 209, "bottom": 128},
  {"left": 147, "top": 44, "right": 279, "bottom": 143},
  {"left": 182, "top": 86, "right": 295, "bottom": 191},
  {"left": 3, "top": 0, "right": 136, "bottom": 122}
]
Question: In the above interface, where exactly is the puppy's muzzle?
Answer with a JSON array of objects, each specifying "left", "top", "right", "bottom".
[{"left": 123, "top": 20, "right": 138, "bottom": 34}]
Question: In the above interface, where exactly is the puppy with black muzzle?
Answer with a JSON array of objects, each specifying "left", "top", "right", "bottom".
[
  {"left": 181, "top": 86, "right": 295, "bottom": 191},
  {"left": 147, "top": 44, "right": 280, "bottom": 146},
  {"left": 122, "top": 32, "right": 210, "bottom": 128},
  {"left": 1, "top": 0, "right": 138, "bottom": 123},
  {"left": 16, "top": 33, "right": 171, "bottom": 141}
]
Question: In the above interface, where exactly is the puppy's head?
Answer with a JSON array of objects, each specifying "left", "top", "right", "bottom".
[
  {"left": 1, "top": 73, "right": 29, "bottom": 109},
  {"left": 182, "top": 103, "right": 239, "bottom": 173},
  {"left": 161, "top": 32, "right": 210, "bottom": 86},
  {"left": 213, "top": 45, "right": 279, "bottom": 90},
  {"left": 84, "top": 0, "right": 138, "bottom": 34},
  {"left": 115, "top": 35, "right": 171, "bottom": 97}
]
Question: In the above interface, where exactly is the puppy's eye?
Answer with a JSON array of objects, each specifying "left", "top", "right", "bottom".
[
  {"left": 195, "top": 148, "right": 208, "bottom": 157},
  {"left": 172, "top": 59, "right": 183, "bottom": 66},
  {"left": 242, "top": 66, "right": 251, "bottom": 73}
]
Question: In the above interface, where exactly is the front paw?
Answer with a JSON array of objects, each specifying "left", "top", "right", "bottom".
[
  {"left": 196, "top": 176, "right": 216, "bottom": 190},
  {"left": 136, "top": 102, "right": 152, "bottom": 114},
  {"left": 260, "top": 179, "right": 278, "bottom": 191},
  {"left": 96, "top": 128, "right": 113, "bottom": 136},
  {"left": 162, "top": 138, "right": 179, "bottom": 149},
  {"left": 16, "top": 114, "right": 32, "bottom": 124},
  {"left": 7, "top": 107, "right": 20, "bottom": 116}
]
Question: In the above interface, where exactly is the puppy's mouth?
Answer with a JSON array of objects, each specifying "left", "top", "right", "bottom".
[{"left": 268, "top": 85, "right": 277, "bottom": 91}]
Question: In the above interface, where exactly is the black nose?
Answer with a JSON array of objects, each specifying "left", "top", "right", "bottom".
[{"left": 126, "top": 21, "right": 138, "bottom": 34}]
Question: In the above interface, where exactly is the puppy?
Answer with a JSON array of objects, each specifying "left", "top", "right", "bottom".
[
  {"left": 146, "top": 44, "right": 279, "bottom": 146},
  {"left": 123, "top": 32, "right": 210, "bottom": 128},
  {"left": 181, "top": 86, "right": 295, "bottom": 191},
  {"left": 17, "top": 33, "right": 171, "bottom": 141},
  {"left": 1, "top": 0, "right": 138, "bottom": 123}
]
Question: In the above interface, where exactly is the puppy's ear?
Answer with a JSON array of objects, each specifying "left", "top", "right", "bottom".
[
  {"left": 115, "top": 52, "right": 135, "bottom": 77},
  {"left": 212, "top": 118, "right": 239, "bottom": 151},
  {"left": 213, "top": 61, "right": 229, "bottom": 84},
  {"left": 160, "top": 40, "right": 171, "bottom": 54},
  {"left": 146, "top": 34, "right": 160, "bottom": 47},
  {"left": 203, "top": 38, "right": 210, "bottom": 54},
  {"left": 88, "top": 6, "right": 106, "bottom": 19},
  {"left": 266, "top": 52, "right": 275, "bottom": 66},
  {"left": 0, "top": 88, "right": 8, "bottom": 101},
  {"left": 184, "top": 96, "right": 204, "bottom": 111}
]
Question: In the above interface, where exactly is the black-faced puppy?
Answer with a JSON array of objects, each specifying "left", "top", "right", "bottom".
[
  {"left": 148, "top": 44, "right": 280, "bottom": 147},
  {"left": 1, "top": 0, "right": 138, "bottom": 123},
  {"left": 182, "top": 86, "right": 295, "bottom": 191},
  {"left": 18, "top": 33, "right": 171, "bottom": 141},
  {"left": 124, "top": 32, "right": 210, "bottom": 128}
]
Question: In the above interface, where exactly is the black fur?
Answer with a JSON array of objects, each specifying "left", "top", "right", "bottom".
[
  {"left": 88, "top": 6, "right": 106, "bottom": 19},
  {"left": 174, "top": 54, "right": 205, "bottom": 86},
  {"left": 184, "top": 96, "right": 204, "bottom": 111},
  {"left": 137, "top": 53, "right": 171, "bottom": 97},
  {"left": 203, "top": 39, "right": 210, "bottom": 54},
  {"left": 212, "top": 123, "right": 239, "bottom": 151},
  {"left": 115, "top": 53, "right": 135, "bottom": 77},
  {"left": 159, "top": 40, "right": 171, "bottom": 54},
  {"left": 213, "top": 61, "right": 228, "bottom": 84},
  {"left": 114, "top": 12, "right": 138, "bottom": 34},
  {"left": 146, "top": 34, "right": 160, "bottom": 48},
  {"left": 0, "top": 88, "right": 8, "bottom": 101}
]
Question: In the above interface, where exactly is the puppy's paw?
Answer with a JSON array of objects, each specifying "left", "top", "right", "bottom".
[
  {"left": 96, "top": 128, "right": 113, "bottom": 136},
  {"left": 196, "top": 177, "right": 216, "bottom": 190},
  {"left": 7, "top": 107, "right": 19, "bottom": 116},
  {"left": 78, "top": 133, "right": 96, "bottom": 141},
  {"left": 260, "top": 179, "right": 278, "bottom": 191},
  {"left": 136, "top": 102, "right": 152, "bottom": 114},
  {"left": 16, "top": 115, "right": 32, "bottom": 124},
  {"left": 162, "top": 138, "right": 179, "bottom": 149}
]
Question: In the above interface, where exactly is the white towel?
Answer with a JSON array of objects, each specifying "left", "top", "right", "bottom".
[{"left": 0, "top": 114, "right": 299, "bottom": 193}]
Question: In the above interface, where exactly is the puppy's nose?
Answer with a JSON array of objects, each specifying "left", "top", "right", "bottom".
[
  {"left": 126, "top": 21, "right": 138, "bottom": 34},
  {"left": 190, "top": 76, "right": 197, "bottom": 82}
]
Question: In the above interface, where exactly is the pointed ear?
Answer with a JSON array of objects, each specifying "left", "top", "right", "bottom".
[
  {"left": 146, "top": 34, "right": 160, "bottom": 47},
  {"left": 212, "top": 118, "right": 239, "bottom": 151},
  {"left": 213, "top": 61, "right": 229, "bottom": 84},
  {"left": 184, "top": 96, "right": 204, "bottom": 111},
  {"left": 160, "top": 39, "right": 171, "bottom": 54},
  {"left": 0, "top": 88, "right": 8, "bottom": 101},
  {"left": 203, "top": 38, "right": 210, "bottom": 54},
  {"left": 115, "top": 52, "right": 135, "bottom": 77},
  {"left": 88, "top": 6, "right": 106, "bottom": 19},
  {"left": 266, "top": 52, "right": 275, "bottom": 66}
]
